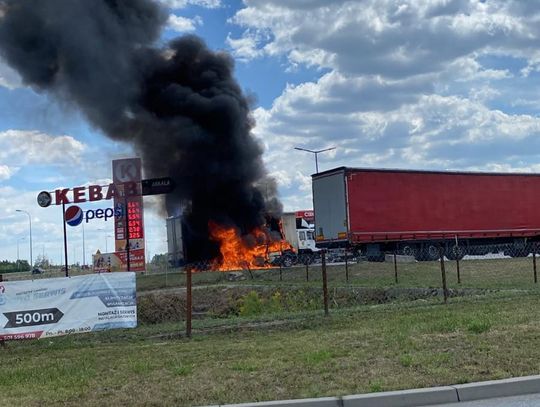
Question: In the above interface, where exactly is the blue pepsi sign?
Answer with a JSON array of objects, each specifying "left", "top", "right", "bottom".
[
  {"left": 65, "top": 204, "right": 124, "bottom": 226},
  {"left": 65, "top": 205, "right": 83, "bottom": 226}
]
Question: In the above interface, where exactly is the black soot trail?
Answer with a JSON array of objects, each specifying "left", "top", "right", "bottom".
[{"left": 0, "top": 0, "right": 282, "bottom": 261}]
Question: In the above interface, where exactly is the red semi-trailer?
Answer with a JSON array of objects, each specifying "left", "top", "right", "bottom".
[{"left": 312, "top": 167, "right": 540, "bottom": 261}]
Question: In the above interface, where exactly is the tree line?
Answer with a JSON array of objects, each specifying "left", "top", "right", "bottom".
[{"left": 0, "top": 260, "right": 30, "bottom": 273}]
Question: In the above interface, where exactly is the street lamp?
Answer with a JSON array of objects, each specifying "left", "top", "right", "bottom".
[
  {"left": 16, "top": 209, "right": 32, "bottom": 268},
  {"left": 97, "top": 228, "right": 112, "bottom": 253},
  {"left": 294, "top": 146, "right": 336, "bottom": 174},
  {"left": 82, "top": 221, "right": 86, "bottom": 268}
]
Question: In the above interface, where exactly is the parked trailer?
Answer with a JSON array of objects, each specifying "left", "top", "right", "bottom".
[{"left": 312, "top": 167, "right": 540, "bottom": 261}]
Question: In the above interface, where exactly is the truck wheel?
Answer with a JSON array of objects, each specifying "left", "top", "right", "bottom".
[
  {"left": 446, "top": 245, "right": 465, "bottom": 261},
  {"left": 401, "top": 244, "right": 417, "bottom": 257},
  {"left": 416, "top": 245, "right": 440, "bottom": 261},
  {"left": 281, "top": 255, "right": 295, "bottom": 267}
]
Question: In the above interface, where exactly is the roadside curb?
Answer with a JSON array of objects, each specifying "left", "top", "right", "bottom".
[
  {"left": 342, "top": 386, "right": 458, "bottom": 406},
  {"left": 209, "top": 397, "right": 339, "bottom": 407},
  {"left": 453, "top": 374, "right": 540, "bottom": 401},
  {"left": 204, "top": 375, "right": 540, "bottom": 407}
]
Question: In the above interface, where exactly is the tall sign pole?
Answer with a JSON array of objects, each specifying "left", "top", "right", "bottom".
[
  {"left": 113, "top": 158, "right": 144, "bottom": 272},
  {"left": 125, "top": 196, "right": 131, "bottom": 272},
  {"left": 62, "top": 203, "right": 69, "bottom": 277}
]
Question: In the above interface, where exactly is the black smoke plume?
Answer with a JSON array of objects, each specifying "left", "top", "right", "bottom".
[{"left": 0, "top": 0, "right": 282, "bottom": 261}]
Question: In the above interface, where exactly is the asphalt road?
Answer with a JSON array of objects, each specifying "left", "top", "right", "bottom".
[{"left": 427, "top": 393, "right": 540, "bottom": 406}]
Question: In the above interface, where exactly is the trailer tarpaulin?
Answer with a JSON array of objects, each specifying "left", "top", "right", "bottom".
[{"left": 0, "top": 272, "right": 136, "bottom": 341}]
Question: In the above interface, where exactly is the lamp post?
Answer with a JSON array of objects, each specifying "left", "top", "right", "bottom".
[
  {"left": 97, "top": 228, "right": 112, "bottom": 253},
  {"left": 82, "top": 221, "right": 86, "bottom": 268},
  {"left": 16, "top": 209, "right": 32, "bottom": 268},
  {"left": 294, "top": 147, "right": 336, "bottom": 174}
]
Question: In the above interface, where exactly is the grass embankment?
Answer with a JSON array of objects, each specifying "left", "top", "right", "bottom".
[
  {"left": 135, "top": 256, "right": 540, "bottom": 292},
  {"left": 2, "top": 293, "right": 540, "bottom": 406},
  {"left": 5, "top": 256, "right": 538, "bottom": 292}
]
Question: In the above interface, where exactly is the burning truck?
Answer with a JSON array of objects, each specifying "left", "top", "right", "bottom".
[{"left": 167, "top": 211, "right": 319, "bottom": 270}]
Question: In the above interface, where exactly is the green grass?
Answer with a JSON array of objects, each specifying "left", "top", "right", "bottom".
[
  {"left": 3, "top": 293, "right": 540, "bottom": 406},
  {"left": 2, "top": 255, "right": 538, "bottom": 405},
  {"left": 134, "top": 256, "right": 540, "bottom": 292},
  {"left": 6, "top": 256, "right": 539, "bottom": 293}
]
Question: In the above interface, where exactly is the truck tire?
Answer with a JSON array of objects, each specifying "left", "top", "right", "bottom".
[
  {"left": 415, "top": 244, "right": 440, "bottom": 261},
  {"left": 401, "top": 244, "right": 418, "bottom": 257},
  {"left": 446, "top": 245, "right": 466, "bottom": 261},
  {"left": 281, "top": 254, "right": 295, "bottom": 267}
]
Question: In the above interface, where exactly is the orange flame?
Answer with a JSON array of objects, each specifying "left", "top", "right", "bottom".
[{"left": 209, "top": 221, "right": 293, "bottom": 271}]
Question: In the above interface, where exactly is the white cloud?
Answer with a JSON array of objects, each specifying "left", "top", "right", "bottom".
[
  {"left": 0, "top": 164, "right": 13, "bottom": 180},
  {"left": 231, "top": 0, "right": 540, "bottom": 79},
  {"left": 159, "top": 0, "right": 221, "bottom": 9},
  {"left": 0, "top": 130, "right": 85, "bottom": 167},
  {"left": 226, "top": 32, "right": 263, "bottom": 61},
  {"left": 167, "top": 14, "right": 202, "bottom": 32}
]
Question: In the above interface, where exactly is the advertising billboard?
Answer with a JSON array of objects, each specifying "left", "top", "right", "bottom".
[
  {"left": 0, "top": 273, "right": 137, "bottom": 341},
  {"left": 92, "top": 250, "right": 145, "bottom": 273}
]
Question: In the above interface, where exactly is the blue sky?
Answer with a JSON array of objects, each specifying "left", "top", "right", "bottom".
[{"left": 2, "top": 0, "right": 540, "bottom": 265}]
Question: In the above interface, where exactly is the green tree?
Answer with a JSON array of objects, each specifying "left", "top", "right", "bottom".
[
  {"left": 150, "top": 253, "right": 168, "bottom": 266},
  {"left": 34, "top": 254, "right": 50, "bottom": 269},
  {"left": 0, "top": 259, "right": 30, "bottom": 273}
]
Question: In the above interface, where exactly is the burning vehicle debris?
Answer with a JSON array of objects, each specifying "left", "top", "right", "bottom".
[{"left": 0, "top": 0, "right": 286, "bottom": 269}]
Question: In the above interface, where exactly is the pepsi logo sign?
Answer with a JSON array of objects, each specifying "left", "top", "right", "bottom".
[{"left": 65, "top": 205, "right": 83, "bottom": 227}]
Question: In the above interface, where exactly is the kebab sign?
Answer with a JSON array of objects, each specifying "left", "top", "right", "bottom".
[
  {"left": 37, "top": 178, "right": 175, "bottom": 209},
  {"left": 36, "top": 158, "right": 175, "bottom": 274},
  {"left": 36, "top": 179, "right": 174, "bottom": 207}
]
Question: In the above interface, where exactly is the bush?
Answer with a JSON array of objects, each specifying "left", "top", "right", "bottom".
[
  {"left": 238, "top": 290, "right": 284, "bottom": 317},
  {"left": 239, "top": 291, "right": 264, "bottom": 316}
]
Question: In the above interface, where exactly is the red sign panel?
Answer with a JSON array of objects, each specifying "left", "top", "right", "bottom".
[
  {"left": 127, "top": 200, "right": 144, "bottom": 240},
  {"left": 112, "top": 158, "right": 145, "bottom": 271},
  {"left": 295, "top": 210, "right": 314, "bottom": 222}
]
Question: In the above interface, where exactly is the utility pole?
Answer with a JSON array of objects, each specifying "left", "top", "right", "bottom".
[{"left": 16, "top": 209, "right": 33, "bottom": 268}]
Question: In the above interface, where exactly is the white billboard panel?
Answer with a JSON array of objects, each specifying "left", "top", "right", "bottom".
[{"left": 0, "top": 272, "right": 136, "bottom": 341}]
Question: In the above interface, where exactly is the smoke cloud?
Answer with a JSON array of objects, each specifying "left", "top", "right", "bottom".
[{"left": 0, "top": 0, "right": 282, "bottom": 261}]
